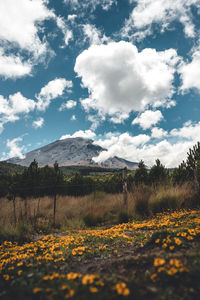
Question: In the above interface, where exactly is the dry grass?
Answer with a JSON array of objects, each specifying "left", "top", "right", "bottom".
[
  {"left": 0, "top": 192, "right": 124, "bottom": 229},
  {"left": 0, "top": 182, "right": 198, "bottom": 235}
]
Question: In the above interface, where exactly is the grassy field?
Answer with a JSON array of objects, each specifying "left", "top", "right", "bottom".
[{"left": 0, "top": 205, "right": 200, "bottom": 299}]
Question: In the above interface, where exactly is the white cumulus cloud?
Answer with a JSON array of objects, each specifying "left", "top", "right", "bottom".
[
  {"left": 59, "top": 100, "right": 77, "bottom": 111},
  {"left": 32, "top": 117, "right": 44, "bottom": 129},
  {"left": 60, "top": 130, "right": 96, "bottom": 140},
  {"left": 75, "top": 42, "right": 179, "bottom": 117},
  {"left": 151, "top": 127, "right": 168, "bottom": 139},
  {"left": 179, "top": 50, "right": 200, "bottom": 92},
  {"left": 36, "top": 78, "right": 73, "bottom": 111},
  {"left": 5, "top": 137, "right": 26, "bottom": 159},
  {"left": 132, "top": 110, "right": 163, "bottom": 130},
  {"left": 0, "top": 48, "right": 32, "bottom": 79},
  {"left": 122, "top": 0, "right": 200, "bottom": 40}
]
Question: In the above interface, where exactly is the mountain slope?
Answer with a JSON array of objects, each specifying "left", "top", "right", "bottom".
[{"left": 6, "top": 137, "right": 138, "bottom": 169}]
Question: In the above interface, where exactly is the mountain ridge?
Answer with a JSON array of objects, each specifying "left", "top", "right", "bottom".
[{"left": 5, "top": 137, "right": 138, "bottom": 169}]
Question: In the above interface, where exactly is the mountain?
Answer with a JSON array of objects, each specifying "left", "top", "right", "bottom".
[{"left": 6, "top": 137, "right": 138, "bottom": 169}]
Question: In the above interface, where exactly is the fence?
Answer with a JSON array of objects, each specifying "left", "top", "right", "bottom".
[{"left": 1, "top": 168, "right": 129, "bottom": 226}]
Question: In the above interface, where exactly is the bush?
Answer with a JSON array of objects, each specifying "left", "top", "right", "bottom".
[
  {"left": 83, "top": 214, "right": 103, "bottom": 227},
  {"left": 0, "top": 222, "right": 33, "bottom": 243},
  {"left": 118, "top": 211, "right": 130, "bottom": 224},
  {"left": 132, "top": 185, "right": 152, "bottom": 216},
  {"left": 149, "top": 194, "right": 179, "bottom": 213}
]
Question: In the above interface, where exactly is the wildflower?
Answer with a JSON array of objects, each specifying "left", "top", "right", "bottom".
[
  {"left": 174, "top": 238, "right": 182, "bottom": 245},
  {"left": 115, "top": 282, "right": 130, "bottom": 296},
  {"left": 169, "top": 259, "right": 182, "bottom": 268},
  {"left": 162, "top": 243, "right": 167, "bottom": 248},
  {"left": 169, "top": 245, "right": 175, "bottom": 251},
  {"left": 65, "top": 288, "right": 74, "bottom": 298},
  {"left": 33, "top": 287, "right": 43, "bottom": 294},
  {"left": 3, "top": 274, "right": 9, "bottom": 281},
  {"left": 82, "top": 274, "right": 99, "bottom": 285},
  {"left": 67, "top": 272, "right": 82, "bottom": 280},
  {"left": 150, "top": 273, "right": 157, "bottom": 280},
  {"left": 167, "top": 267, "right": 178, "bottom": 275},
  {"left": 181, "top": 232, "right": 187, "bottom": 237},
  {"left": 17, "top": 270, "right": 23, "bottom": 276},
  {"left": 154, "top": 258, "right": 165, "bottom": 267},
  {"left": 89, "top": 286, "right": 99, "bottom": 293},
  {"left": 155, "top": 239, "right": 160, "bottom": 244}
]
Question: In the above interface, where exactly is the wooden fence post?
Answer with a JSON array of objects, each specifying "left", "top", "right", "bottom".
[{"left": 122, "top": 167, "right": 128, "bottom": 211}]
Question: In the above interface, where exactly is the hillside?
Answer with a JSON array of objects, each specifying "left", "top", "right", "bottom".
[{"left": 0, "top": 161, "right": 26, "bottom": 175}]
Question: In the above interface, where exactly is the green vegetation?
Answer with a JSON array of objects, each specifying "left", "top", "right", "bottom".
[{"left": 0, "top": 142, "right": 200, "bottom": 299}]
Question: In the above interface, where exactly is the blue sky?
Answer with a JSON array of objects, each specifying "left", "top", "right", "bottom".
[{"left": 1, "top": 0, "right": 200, "bottom": 167}]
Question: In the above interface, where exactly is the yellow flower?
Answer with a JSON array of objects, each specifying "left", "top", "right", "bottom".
[
  {"left": 65, "top": 289, "right": 74, "bottom": 298},
  {"left": 33, "top": 287, "right": 43, "bottom": 294},
  {"left": 17, "top": 270, "right": 23, "bottom": 276},
  {"left": 154, "top": 258, "right": 166, "bottom": 267},
  {"left": 181, "top": 232, "right": 187, "bottom": 237},
  {"left": 3, "top": 274, "right": 9, "bottom": 281},
  {"left": 82, "top": 274, "right": 99, "bottom": 285},
  {"left": 61, "top": 285, "right": 70, "bottom": 291},
  {"left": 169, "top": 259, "right": 182, "bottom": 268},
  {"left": 174, "top": 238, "right": 182, "bottom": 245},
  {"left": 158, "top": 267, "right": 165, "bottom": 273},
  {"left": 155, "top": 239, "right": 160, "bottom": 244},
  {"left": 89, "top": 286, "right": 99, "bottom": 293},
  {"left": 67, "top": 272, "right": 82, "bottom": 280},
  {"left": 115, "top": 282, "right": 130, "bottom": 296},
  {"left": 162, "top": 243, "right": 167, "bottom": 248},
  {"left": 150, "top": 273, "right": 157, "bottom": 280},
  {"left": 169, "top": 245, "right": 175, "bottom": 251},
  {"left": 167, "top": 267, "right": 178, "bottom": 275}
]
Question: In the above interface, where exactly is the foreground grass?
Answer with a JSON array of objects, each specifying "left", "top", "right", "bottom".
[{"left": 0, "top": 207, "right": 200, "bottom": 299}]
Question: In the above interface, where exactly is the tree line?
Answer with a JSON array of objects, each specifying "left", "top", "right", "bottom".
[{"left": 0, "top": 141, "right": 200, "bottom": 201}]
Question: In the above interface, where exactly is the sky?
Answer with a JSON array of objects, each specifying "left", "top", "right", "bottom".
[{"left": 0, "top": 0, "right": 200, "bottom": 167}]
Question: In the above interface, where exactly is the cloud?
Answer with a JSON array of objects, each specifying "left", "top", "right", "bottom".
[
  {"left": 82, "top": 24, "right": 109, "bottom": 45},
  {"left": 32, "top": 117, "right": 44, "bottom": 129},
  {"left": 179, "top": 50, "right": 200, "bottom": 92},
  {"left": 71, "top": 115, "right": 76, "bottom": 121},
  {"left": 56, "top": 16, "right": 74, "bottom": 46},
  {"left": 170, "top": 121, "right": 200, "bottom": 141},
  {"left": 0, "top": 93, "right": 36, "bottom": 132},
  {"left": 75, "top": 42, "right": 179, "bottom": 117},
  {"left": 0, "top": 0, "right": 54, "bottom": 56},
  {"left": 4, "top": 137, "right": 26, "bottom": 160},
  {"left": 151, "top": 127, "right": 168, "bottom": 139},
  {"left": 122, "top": 0, "right": 200, "bottom": 40},
  {"left": 132, "top": 110, "right": 163, "bottom": 130},
  {"left": 59, "top": 100, "right": 77, "bottom": 111},
  {"left": 64, "top": 0, "right": 116, "bottom": 11},
  {"left": 110, "top": 112, "right": 129, "bottom": 124},
  {"left": 60, "top": 129, "right": 96, "bottom": 140},
  {"left": 0, "top": 48, "right": 32, "bottom": 79},
  {"left": 92, "top": 132, "right": 150, "bottom": 163},
  {"left": 0, "top": 78, "right": 72, "bottom": 132},
  {"left": 92, "top": 121, "right": 200, "bottom": 167},
  {"left": 36, "top": 78, "right": 73, "bottom": 111}
]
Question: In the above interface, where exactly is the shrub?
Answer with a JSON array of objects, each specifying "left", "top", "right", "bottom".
[
  {"left": 83, "top": 214, "right": 103, "bottom": 227},
  {"left": 149, "top": 195, "right": 179, "bottom": 214},
  {"left": 118, "top": 211, "right": 130, "bottom": 224},
  {"left": 132, "top": 185, "right": 152, "bottom": 216}
]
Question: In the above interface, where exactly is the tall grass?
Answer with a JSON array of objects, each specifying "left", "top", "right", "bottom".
[{"left": 0, "top": 182, "right": 199, "bottom": 241}]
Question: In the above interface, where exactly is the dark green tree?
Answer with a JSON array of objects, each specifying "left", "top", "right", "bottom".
[
  {"left": 134, "top": 160, "right": 148, "bottom": 185},
  {"left": 149, "top": 159, "right": 167, "bottom": 185}
]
